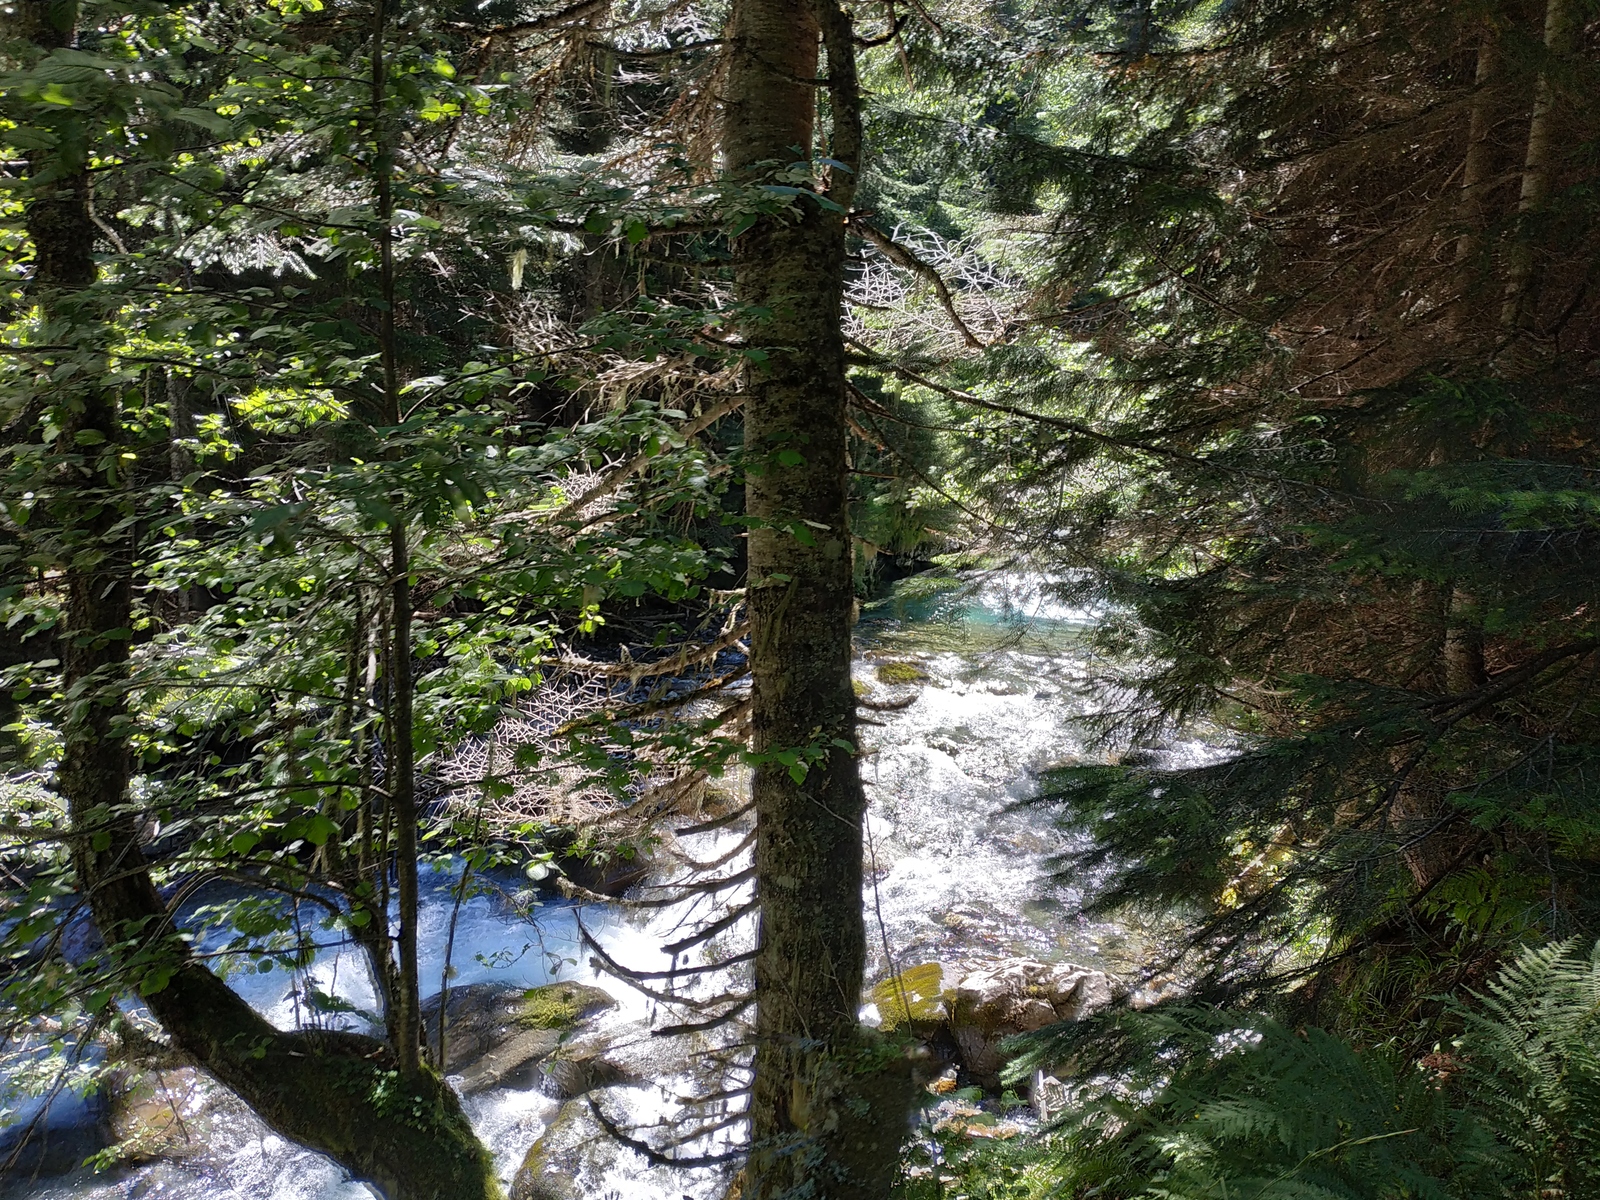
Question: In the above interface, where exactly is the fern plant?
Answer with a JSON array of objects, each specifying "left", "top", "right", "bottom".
[
  {"left": 1457, "top": 940, "right": 1600, "bottom": 1197},
  {"left": 997, "top": 941, "right": 1600, "bottom": 1200}
]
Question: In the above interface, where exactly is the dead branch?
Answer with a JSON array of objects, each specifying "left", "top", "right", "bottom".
[
  {"left": 662, "top": 898, "right": 760, "bottom": 956},
  {"left": 675, "top": 802, "right": 754, "bottom": 836},
  {"left": 549, "top": 393, "right": 745, "bottom": 525},
  {"left": 650, "top": 998, "right": 754, "bottom": 1037},
  {"left": 850, "top": 217, "right": 985, "bottom": 349},
  {"left": 578, "top": 916, "right": 746, "bottom": 1008},
  {"left": 587, "top": 1096, "right": 745, "bottom": 1167}
]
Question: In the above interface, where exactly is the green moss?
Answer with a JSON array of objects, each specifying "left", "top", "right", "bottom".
[
  {"left": 875, "top": 661, "right": 928, "bottom": 685},
  {"left": 517, "top": 981, "right": 615, "bottom": 1030},
  {"left": 852, "top": 678, "right": 871, "bottom": 697}
]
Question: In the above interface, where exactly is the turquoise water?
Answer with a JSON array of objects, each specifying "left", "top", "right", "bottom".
[{"left": 4, "top": 570, "right": 1146, "bottom": 1200}]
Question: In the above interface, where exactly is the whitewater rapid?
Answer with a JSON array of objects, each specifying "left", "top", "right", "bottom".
[{"left": 6, "top": 572, "right": 1146, "bottom": 1200}]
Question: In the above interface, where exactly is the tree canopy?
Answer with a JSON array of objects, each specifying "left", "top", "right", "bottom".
[{"left": 1, "top": 1, "right": 1596, "bottom": 1198}]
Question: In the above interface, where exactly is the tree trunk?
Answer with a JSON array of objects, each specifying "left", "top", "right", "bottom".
[
  {"left": 724, "top": 3, "right": 910, "bottom": 1197},
  {"left": 19, "top": 3, "right": 499, "bottom": 1195},
  {"left": 1453, "top": 26, "right": 1499, "bottom": 269},
  {"left": 369, "top": 0, "right": 424, "bottom": 1080},
  {"left": 1500, "top": 0, "right": 1577, "bottom": 331}
]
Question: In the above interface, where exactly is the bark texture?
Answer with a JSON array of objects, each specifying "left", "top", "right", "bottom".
[
  {"left": 1500, "top": 0, "right": 1578, "bottom": 329},
  {"left": 18, "top": 3, "right": 499, "bottom": 1195},
  {"left": 724, "top": 3, "right": 909, "bottom": 1196}
]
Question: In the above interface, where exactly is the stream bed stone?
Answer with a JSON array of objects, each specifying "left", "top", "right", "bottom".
[
  {"left": 422, "top": 980, "right": 616, "bottom": 1092},
  {"left": 946, "top": 958, "right": 1112, "bottom": 1082},
  {"left": 510, "top": 1098, "right": 616, "bottom": 1200}
]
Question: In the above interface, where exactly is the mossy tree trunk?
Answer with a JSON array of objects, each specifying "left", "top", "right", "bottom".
[
  {"left": 724, "top": 2, "right": 909, "bottom": 1196},
  {"left": 16, "top": 3, "right": 499, "bottom": 1196}
]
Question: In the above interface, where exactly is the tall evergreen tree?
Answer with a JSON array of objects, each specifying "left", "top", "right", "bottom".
[
  {"left": 941, "top": 0, "right": 1600, "bottom": 1022},
  {"left": 723, "top": 2, "right": 911, "bottom": 1196}
]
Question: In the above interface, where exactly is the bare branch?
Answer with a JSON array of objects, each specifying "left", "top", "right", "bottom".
[
  {"left": 549, "top": 393, "right": 745, "bottom": 525},
  {"left": 851, "top": 218, "right": 984, "bottom": 349},
  {"left": 587, "top": 1096, "right": 746, "bottom": 1167}
]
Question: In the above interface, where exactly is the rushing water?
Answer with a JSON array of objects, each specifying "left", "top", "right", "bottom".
[{"left": 3, "top": 572, "right": 1146, "bottom": 1200}]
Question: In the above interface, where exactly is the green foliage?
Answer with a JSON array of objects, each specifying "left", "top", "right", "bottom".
[
  {"left": 987, "top": 940, "right": 1600, "bottom": 1200},
  {"left": 0, "top": 0, "right": 750, "bottom": 1145},
  {"left": 1456, "top": 940, "right": 1600, "bottom": 1189}
]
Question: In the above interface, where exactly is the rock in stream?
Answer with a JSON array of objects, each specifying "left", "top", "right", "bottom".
[{"left": 422, "top": 980, "right": 616, "bottom": 1094}]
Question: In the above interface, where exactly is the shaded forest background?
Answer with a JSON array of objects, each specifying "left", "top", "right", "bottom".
[{"left": 1, "top": 0, "right": 1597, "bottom": 1198}]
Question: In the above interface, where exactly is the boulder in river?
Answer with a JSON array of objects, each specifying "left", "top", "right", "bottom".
[
  {"left": 422, "top": 979, "right": 617, "bottom": 1092},
  {"left": 943, "top": 958, "right": 1111, "bottom": 1083},
  {"left": 533, "top": 1016, "right": 698, "bottom": 1099},
  {"left": 510, "top": 1098, "right": 616, "bottom": 1200}
]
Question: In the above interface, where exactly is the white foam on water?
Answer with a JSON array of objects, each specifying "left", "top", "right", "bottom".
[
  {"left": 855, "top": 644, "right": 1104, "bottom": 974},
  {"left": 8, "top": 574, "right": 1148, "bottom": 1200}
]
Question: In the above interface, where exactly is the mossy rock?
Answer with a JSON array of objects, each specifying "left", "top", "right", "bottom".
[
  {"left": 852, "top": 678, "right": 872, "bottom": 697},
  {"left": 510, "top": 1099, "right": 615, "bottom": 1200},
  {"left": 422, "top": 981, "right": 616, "bottom": 1077},
  {"left": 875, "top": 661, "right": 929, "bottom": 685},
  {"left": 517, "top": 981, "right": 616, "bottom": 1030}
]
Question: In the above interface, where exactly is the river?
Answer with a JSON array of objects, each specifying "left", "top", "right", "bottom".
[{"left": 4, "top": 572, "right": 1148, "bottom": 1200}]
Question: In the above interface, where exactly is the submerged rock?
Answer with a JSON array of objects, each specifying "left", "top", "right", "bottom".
[
  {"left": 106, "top": 1065, "right": 206, "bottom": 1164},
  {"left": 538, "top": 1053, "right": 629, "bottom": 1101}
]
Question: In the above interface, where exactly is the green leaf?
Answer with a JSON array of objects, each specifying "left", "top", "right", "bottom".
[
  {"left": 301, "top": 814, "right": 339, "bottom": 846},
  {"left": 176, "top": 106, "right": 234, "bottom": 134}
]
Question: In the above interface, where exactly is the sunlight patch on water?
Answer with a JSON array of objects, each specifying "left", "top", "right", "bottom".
[{"left": 6, "top": 571, "right": 1160, "bottom": 1200}]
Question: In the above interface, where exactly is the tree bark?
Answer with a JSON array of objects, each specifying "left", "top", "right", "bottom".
[
  {"left": 724, "top": 3, "right": 909, "bottom": 1197},
  {"left": 369, "top": 0, "right": 425, "bottom": 1080},
  {"left": 17, "top": 3, "right": 499, "bottom": 1195},
  {"left": 1500, "top": 0, "right": 1577, "bottom": 331}
]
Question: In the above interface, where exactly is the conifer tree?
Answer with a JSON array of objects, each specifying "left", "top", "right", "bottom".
[
  {"left": 723, "top": 2, "right": 911, "bottom": 1196},
  {"left": 943, "top": 0, "right": 1600, "bottom": 1021}
]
